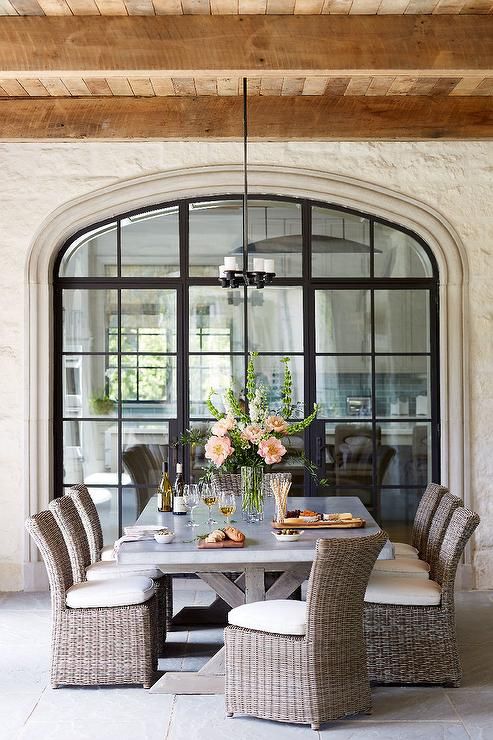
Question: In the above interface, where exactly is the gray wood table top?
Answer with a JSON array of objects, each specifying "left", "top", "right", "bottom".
[{"left": 117, "top": 496, "right": 392, "bottom": 568}]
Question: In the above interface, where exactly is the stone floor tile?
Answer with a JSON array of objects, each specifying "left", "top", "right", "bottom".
[
  {"left": 319, "top": 721, "right": 469, "bottom": 739},
  {"left": 168, "top": 695, "right": 317, "bottom": 738},
  {"left": 30, "top": 686, "right": 174, "bottom": 724},
  {"left": 0, "top": 591, "right": 51, "bottom": 610},
  {"left": 368, "top": 687, "right": 458, "bottom": 722},
  {"left": 0, "top": 610, "right": 51, "bottom": 646},
  {"left": 17, "top": 718, "right": 170, "bottom": 740},
  {"left": 445, "top": 689, "right": 493, "bottom": 739},
  {"left": 456, "top": 643, "right": 493, "bottom": 689},
  {"left": 0, "top": 644, "right": 51, "bottom": 692},
  {"left": 0, "top": 690, "right": 44, "bottom": 737}
]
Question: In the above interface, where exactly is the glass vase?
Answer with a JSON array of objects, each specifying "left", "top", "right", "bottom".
[{"left": 241, "top": 466, "right": 264, "bottom": 523}]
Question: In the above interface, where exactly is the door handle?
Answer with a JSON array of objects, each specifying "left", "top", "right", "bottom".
[{"left": 316, "top": 436, "right": 324, "bottom": 467}]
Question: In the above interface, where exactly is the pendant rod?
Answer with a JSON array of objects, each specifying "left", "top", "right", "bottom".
[{"left": 242, "top": 76, "right": 248, "bottom": 276}]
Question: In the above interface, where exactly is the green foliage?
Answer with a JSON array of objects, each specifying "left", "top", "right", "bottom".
[
  {"left": 224, "top": 387, "right": 249, "bottom": 423},
  {"left": 178, "top": 427, "right": 209, "bottom": 447},
  {"left": 246, "top": 351, "right": 259, "bottom": 404},
  {"left": 280, "top": 357, "right": 293, "bottom": 418},
  {"left": 205, "top": 390, "right": 223, "bottom": 420},
  {"left": 286, "top": 404, "right": 319, "bottom": 434}
]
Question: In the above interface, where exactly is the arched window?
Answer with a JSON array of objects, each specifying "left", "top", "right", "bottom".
[{"left": 54, "top": 195, "right": 439, "bottom": 544}]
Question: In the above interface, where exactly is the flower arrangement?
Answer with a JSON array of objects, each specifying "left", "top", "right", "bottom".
[{"left": 182, "top": 352, "right": 318, "bottom": 474}]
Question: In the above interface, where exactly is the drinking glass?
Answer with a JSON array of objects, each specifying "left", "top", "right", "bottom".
[
  {"left": 201, "top": 483, "right": 217, "bottom": 527},
  {"left": 183, "top": 483, "right": 200, "bottom": 527},
  {"left": 218, "top": 491, "right": 236, "bottom": 525}
]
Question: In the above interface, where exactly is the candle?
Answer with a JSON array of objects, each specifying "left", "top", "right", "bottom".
[
  {"left": 263, "top": 259, "right": 275, "bottom": 274},
  {"left": 253, "top": 257, "right": 264, "bottom": 272},
  {"left": 219, "top": 265, "right": 226, "bottom": 277},
  {"left": 223, "top": 256, "right": 237, "bottom": 270}
]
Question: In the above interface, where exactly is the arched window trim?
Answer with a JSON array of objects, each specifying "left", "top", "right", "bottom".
[{"left": 24, "top": 165, "right": 472, "bottom": 590}]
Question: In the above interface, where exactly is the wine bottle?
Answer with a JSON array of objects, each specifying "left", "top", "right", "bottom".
[
  {"left": 157, "top": 461, "right": 172, "bottom": 513},
  {"left": 173, "top": 463, "right": 187, "bottom": 515}
]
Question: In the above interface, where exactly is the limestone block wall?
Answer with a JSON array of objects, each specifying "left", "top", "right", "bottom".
[{"left": 0, "top": 141, "right": 491, "bottom": 590}]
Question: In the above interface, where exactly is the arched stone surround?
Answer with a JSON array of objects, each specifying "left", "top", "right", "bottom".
[{"left": 25, "top": 164, "right": 470, "bottom": 588}]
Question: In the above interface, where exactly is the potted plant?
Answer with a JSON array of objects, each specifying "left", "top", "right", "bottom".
[{"left": 89, "top": 392, "right": 115, "bottom": 416}]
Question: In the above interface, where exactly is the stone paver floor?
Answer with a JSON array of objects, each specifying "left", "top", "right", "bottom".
[{"left": 0, "top": 585, "right": 492, "bottom": 739}]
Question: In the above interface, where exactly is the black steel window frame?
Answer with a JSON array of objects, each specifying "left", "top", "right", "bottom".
[{"left": 54, "top": 194, "right": 440, "bottom": 535}]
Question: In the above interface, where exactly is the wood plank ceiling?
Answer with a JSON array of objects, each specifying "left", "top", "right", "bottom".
[
  {"left": 1, "top": 0, "right": 492, "bottom": 16},
  {"left": 0, "top": 4, "right": 491, "bottom": 138}
]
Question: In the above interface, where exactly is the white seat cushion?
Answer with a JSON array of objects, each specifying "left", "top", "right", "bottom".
[
  {"left": 228, "top": 599, "right": 306, "bottom": 636},
  {"left": 372, "top": 557, "right": 430, "bottom": 579},
  {"left": 86, "top": 561, "right": 162, "bottom": 581},
  {"left": 393, "top": 542, "right": 419, "bottom": 558},
  {"left": 66, "top": 576, "right": 155, "bottom": 609},
  {"left": 365, "top": 574, "right": 441, "bottom": 606},
  {"left": 100, "top": 545, "right": 116, "bottom": 562}
]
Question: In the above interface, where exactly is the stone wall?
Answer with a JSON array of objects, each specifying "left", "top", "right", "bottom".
[{"left": 0, "top": 141, "right": 492, "bottom": 590}]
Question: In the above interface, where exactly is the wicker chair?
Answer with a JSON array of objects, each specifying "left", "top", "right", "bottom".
[
  {"left": 393, "top": 482, "right": 448, "bottom": 558},
  {"left": 25, "top": 510, "right": 157, "bottom": 688},
  {"left": 68, "top": 483, "right": 173, "bottom": 632},
  {"left": 211, "top": 471, "right": 291, "bottom": 498},
  {"left": 424, "top": 492, "right": 463, "bottom": 579},
  {"left": 373, "top": 490, "right": 462, "bottom": 579},
  {"left": 364, "top": 506, "right": 480, "bottom": 686},
  {"left": 66, "top": 484, "right": 107, "bottom": 562},
  {"left": 50, "top": 495, "right": 168, "bottom": 651},
  {"left": 225, "top": 530, "right": 387, "bottom": 730}
]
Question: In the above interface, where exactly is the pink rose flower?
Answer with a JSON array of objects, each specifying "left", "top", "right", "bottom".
[
  {"left": 258, "top": 437, "right": 287, "bottom": 465},
  {"left": 205, "top": 435, "right": 234, "bottom": 467},
  {"left": 211, "top": 415, "right": 236, "bottom": 437},
  {"left": 241, "top": 424, "right": 265, "bottom": 444},
  {"left": 265, "top": 415, "right": 288, "bottom": 434}
]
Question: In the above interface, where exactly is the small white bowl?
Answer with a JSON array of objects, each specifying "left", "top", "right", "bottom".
[
  {"left": 154, "top": 531, "right": 175, "bottom": 544},
  {"left": 272, "top": 530, "right": 304, "bottom": 542}
]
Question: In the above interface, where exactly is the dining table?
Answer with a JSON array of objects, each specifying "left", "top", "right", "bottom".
[{"left": 117, "top": 495, "right": 393, "bottom": 694}]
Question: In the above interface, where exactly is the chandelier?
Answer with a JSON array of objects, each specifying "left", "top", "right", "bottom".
[{"left": 218, "top": 78, "right": 276, "bottom": 290}]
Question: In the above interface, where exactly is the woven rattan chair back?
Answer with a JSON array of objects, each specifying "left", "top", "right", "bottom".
[
  {"left": 25, "top": 510, "right": 73, "bottom": 612},
  {"left": 305, "top": 530, "right": 387, "bottom": 644},
  {"left": 412, "top": 482, "right": 448, "bottom": 553},
  {"left": 49, "top": 496, "right": 91, "bottom": 583},
  {"left": 211, "top": 471, "right": 292, "bottom": 498},
  {"left": 435, "top": 507, "right": 480, "bottom": 607},
  {"left": 424, "top": 492, "right": 462, "bottom": 577},
  {"left": 67, "top": 484, "right": 104, "bottom": 562}
]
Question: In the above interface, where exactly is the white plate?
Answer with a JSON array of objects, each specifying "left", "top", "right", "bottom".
[{"left": 272, "top": 530, "right": 304, "bottom": 542}]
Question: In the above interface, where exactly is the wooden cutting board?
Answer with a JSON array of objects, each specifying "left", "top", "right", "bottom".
[
  {"left": 198, "top": 539, "right": 245, "bottom": 549},
  {"left": 272, "top": 518, "right": 366, "bottom": 529}
]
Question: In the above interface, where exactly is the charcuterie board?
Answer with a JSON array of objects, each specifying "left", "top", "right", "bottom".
[
  {"left": 198, "top": 539, "right": 245, "bottom": 549},
  {"left": 272, "top": 517, "right": 365, "bottom": 529}
]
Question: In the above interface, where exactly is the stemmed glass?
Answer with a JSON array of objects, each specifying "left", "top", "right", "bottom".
[
  {"left": 218, "top": 491, "right": 236, "bottom": 525},
  {"left": 201, "top": 483, "right": 217, "bottom": 528},
  {"left": 183, "top": 483, "right": 200, "bottom": 527}
]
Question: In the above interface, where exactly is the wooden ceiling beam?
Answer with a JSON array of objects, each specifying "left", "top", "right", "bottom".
[
  {"left": 0, "top": 15, "right": 492, "bottom": 78},
  {"left": 0, "top": 95, "right": 491, "bottom": 139}
]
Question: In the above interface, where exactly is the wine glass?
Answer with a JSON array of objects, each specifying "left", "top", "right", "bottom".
[
  {"left": 218, "top": 491, "right": 236, "bottom": 525},
  {"left": 201, "top": 483, "right": 217, "bottom": 527},
  {"left": 183, "top": 483, "right": 200, "bottom": 527}
]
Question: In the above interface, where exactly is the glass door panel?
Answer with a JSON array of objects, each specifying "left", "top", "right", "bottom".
[
  {"left": 374, "top": 289, "right": 430, "bottom": 353},
  {"left": 248, "top": 200, "right": 303, "bottom": 278},
  {"left": 316, "top": 355, "right": 372, "bottom": 418},
  {"left": 315, "top": 290, "right": 371, "bottom": 353},
  {"left": 248, "top": 286, "right": 303, "bottom": 353}
]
